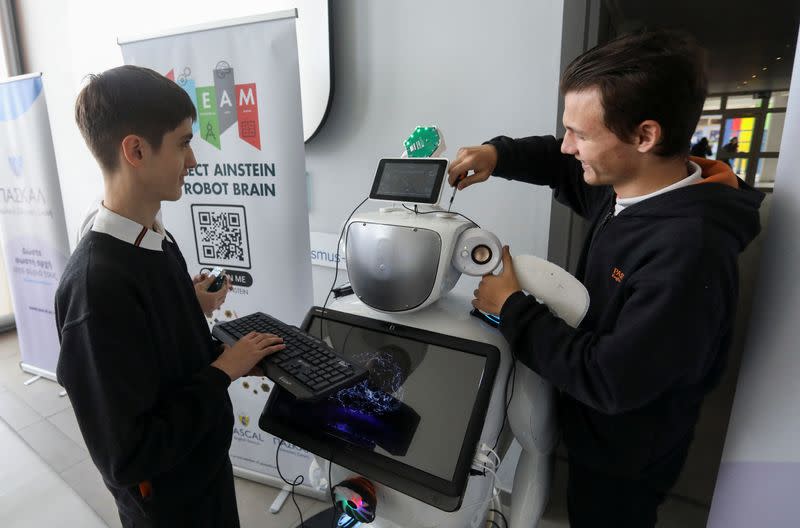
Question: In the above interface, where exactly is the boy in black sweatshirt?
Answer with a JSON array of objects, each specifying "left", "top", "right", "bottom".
[
  {"left": 55, "top": 65, "right": 286, "bottom": 527},
  {"left": 448, "top": 31, "right": 763, "bottom": 527}
]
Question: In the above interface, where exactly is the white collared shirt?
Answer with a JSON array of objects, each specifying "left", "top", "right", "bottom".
[
  {"left": 90, "top": 203, "right": 172, "bottom": 251},
  {"left": 615, "top": 160, "right": 703, "bottom": 216}
]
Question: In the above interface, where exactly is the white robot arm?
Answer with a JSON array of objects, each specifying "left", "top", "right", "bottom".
[
  {"left": 512, "top": 254, "right": 589, "bottom": 328},
  {"left": 505, "top": 254, "right": 590, "bottom": 528}
]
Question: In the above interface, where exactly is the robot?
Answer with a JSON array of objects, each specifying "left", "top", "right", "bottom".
[{"left": 270, "top": 129, "right": 589, "bottom": 527}]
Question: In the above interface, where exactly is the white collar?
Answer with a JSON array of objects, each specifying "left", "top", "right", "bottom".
[
  {"left": 615, "top": 160, "right": 703, "bottom": 215},
  {"left": 91, "top": 203, "right": 172, "bottom": 251}
]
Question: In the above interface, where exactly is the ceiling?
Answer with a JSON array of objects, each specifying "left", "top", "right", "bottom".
[{"left": 604, "top": 0, "right": 800, "bottom": 94}]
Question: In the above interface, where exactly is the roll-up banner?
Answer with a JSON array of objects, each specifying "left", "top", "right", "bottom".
[
  {"left": 120, "top": 11, "right": 323, "bottom": 499},
  {"left": 0, "top": 73, "right": 70, "bottom": 380}
]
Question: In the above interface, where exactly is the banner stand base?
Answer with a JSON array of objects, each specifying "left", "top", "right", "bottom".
[
  {"left": 19, "top": 363, "right": 57, "bottom": 383},
  {"left": 23, "top": 374, "right": 42, "bottom": 386},
  {"left": 232, "top": 465, "right": 329, "bottom": 502},
  {"left": 269, "top": 485, "right": 291, "bottom": 513}
]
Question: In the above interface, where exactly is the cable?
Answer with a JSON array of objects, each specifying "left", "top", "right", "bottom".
[
  {"left": 459, "top": 465, "right": 501, "bottom": 512},
  {"left": 276, "top": 439, "right": 305, "bottom": 527},
  {"left": 485, "top": 521, "right": 501, "bottom": 528},
  {"left": 321, "top": 196, "right": 370, "bottom": 339},
  {"left": 328, "top": 458, "right": 338, "bottom": 528},
  {"left": 400, "top": 203, "right": 481, "bottom": 229},
  {"left": 483, "top": 446, "right": 502, "bottom": 469},
  {"left": 489, "top": 508, "right": 509, "bottom": 528},
  {"left": 492, "top": 360, "right": 516, "bottom": 453}
]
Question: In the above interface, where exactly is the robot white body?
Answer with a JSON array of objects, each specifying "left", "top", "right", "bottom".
[
  {"left": 326, "top": 292, "right": 521, "bottom": 528},
  {"left": 317, "top": 206, "right": 589, "bottom": 527}
]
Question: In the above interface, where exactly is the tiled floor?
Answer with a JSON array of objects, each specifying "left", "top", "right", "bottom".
[{"left": 0, "top": 330, "right": 709, "bottom": 527}]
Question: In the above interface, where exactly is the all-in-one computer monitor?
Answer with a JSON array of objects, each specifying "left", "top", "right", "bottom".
[{"left": 259, "top": 307, "right": 500, "bottom": 512}]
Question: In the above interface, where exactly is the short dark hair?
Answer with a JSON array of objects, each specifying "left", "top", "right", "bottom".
[
  {"left": 560, "top": 29, "right": 708, "bottom": 158},
  {"left": 75, "top": 65, "right": 197, "bottom": 172}
]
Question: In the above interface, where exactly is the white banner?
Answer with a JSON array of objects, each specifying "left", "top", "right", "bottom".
[
  {"left": 120, "top": 12, "right": 321, "bottom": 498},
  {"left": 0, "top": 74, "right": 70, "bottom": 379}
]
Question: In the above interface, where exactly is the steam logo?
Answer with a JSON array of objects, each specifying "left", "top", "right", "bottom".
[{"left": 166, "top": 62, "right": 261, "bottom": 151}]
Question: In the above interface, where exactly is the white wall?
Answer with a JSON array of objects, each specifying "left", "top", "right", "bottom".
[{"left": 15, "top": 0, "right": 563, "bottom": 304}]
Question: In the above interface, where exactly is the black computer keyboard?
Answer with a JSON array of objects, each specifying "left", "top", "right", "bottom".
[{"left": 212, "top": 312, "right": 368, "bottom": 401}]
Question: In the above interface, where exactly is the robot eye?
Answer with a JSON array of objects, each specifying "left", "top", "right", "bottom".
[{"left": 472, "top": 244, "right": 492, "bottom": 265}]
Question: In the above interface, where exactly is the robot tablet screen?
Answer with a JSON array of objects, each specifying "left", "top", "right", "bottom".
[
  {"left": 259, "top": 307, "right": 500, "bottom": 512},
  {"left": 369, "top": 157, "right": 449, "bottom": 205}
]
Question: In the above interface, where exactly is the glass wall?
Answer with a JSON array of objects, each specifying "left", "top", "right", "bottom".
[{"left": 691, "top": 90, "right": 787, "bottom": 189}]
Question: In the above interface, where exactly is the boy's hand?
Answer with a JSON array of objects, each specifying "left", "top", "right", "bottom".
[
  {"left": 193, "top": 273, "right": 232, "bottom": 316},
  {"left": 212, "top": 332, "right": 285, "bottom": 381}
]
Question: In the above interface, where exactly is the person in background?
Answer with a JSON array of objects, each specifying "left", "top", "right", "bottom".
[
  {"left": 690, "top": 136, "right": 712, "bottom": 158},
  {"left": 721, "top": 136, "right": 739, "bottom": 166}
]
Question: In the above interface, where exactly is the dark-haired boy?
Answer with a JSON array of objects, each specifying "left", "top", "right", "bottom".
[
  {"left": 449, "top": 31, "right": 763, "bottom": 526},
  {"left": 55, "top": 65, "right": 285, "bottom": 527}
]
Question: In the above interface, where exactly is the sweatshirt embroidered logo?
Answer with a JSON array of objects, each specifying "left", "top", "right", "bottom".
[
  {"left": 611, "top": 267, "right": 625, "bottom": 283},
  {"left": 166, "top": 62, "right": 261, "bottom": 151},
  {"left": 238, "top": 415, "right": 250, "bottom": 427}
]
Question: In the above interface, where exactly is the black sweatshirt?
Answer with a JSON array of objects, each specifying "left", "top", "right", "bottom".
[
  {"left": 488, "top": 135, "right": 763, "bottom": 478},
  {"left": 55, "top": 226, "right": 236, "bottom": 523}
]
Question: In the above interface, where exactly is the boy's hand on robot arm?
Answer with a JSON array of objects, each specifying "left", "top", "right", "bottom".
[
  {"left": 194, "top": 275, "right": 232, "bottom": 316},
  {"left": 472, "top": 246, "right": 521, "bottom": 316},
  {"left": 448, "top": 145, "right": 498, "bottom": 190}
]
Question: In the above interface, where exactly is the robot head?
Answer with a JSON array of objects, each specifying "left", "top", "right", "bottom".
[{"left": 345, "top": 212, "right": 502, "bottom": 313}]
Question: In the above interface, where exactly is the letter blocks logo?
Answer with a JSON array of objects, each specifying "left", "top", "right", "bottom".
[{"left": 166, "top": 62, "right": 261, "bottom": 151}]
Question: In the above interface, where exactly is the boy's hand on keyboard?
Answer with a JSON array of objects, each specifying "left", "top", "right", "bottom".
[{"left": 211, "top": 332, "right": 285, "bottom": 381}]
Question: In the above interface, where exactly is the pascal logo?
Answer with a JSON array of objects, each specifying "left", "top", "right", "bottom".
[
  {"left": 238, "top": 415, "right": 250, "bottom": 427},
  {"left": 166, "top": 62, "right": 261, "bottom": 151}
]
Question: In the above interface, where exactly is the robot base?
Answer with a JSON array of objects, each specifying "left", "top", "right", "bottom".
[{"left": 314, "top": 292, "right": 557, "bottom": 528}]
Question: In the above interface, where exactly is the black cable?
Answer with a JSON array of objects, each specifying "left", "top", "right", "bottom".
[
  {"left": 321, "top": 196, "right": 370, "bottom": 339},
  {"left": 489, "top": 508, "right": 509, "bottom": 528},
  {"left": 400, "top": 203, "right": 481, "bottom": 229},
  {"left": 276, "top": 439, "right": 305, "bottom": 527},
  {"left": 492, "top": 360, "right": 516, "bottom": 453},
  {"left": 328, "top": 459, "right": 337, "bottom": 528}
]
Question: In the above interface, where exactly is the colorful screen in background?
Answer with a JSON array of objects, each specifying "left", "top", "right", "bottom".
[
  {"left": 724, "top": 117, "right": 755, "bottom": 175},
  {"left": 724, "top": 117, "right": 755, "bottom": 152}
]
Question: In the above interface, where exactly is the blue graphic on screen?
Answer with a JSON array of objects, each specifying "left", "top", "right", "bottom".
[{"left": 269, "top": 317, "right": 487, "bottom": 480}]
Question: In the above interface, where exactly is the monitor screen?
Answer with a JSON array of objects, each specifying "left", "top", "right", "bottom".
[
  {"left": 259, "top": 307, "right": 500, "bottom": 512},
  {"left": 369, "top": 158, "right": 448, "bottom": 204}
]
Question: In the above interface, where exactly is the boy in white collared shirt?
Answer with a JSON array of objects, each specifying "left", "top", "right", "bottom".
[{"left": 55, "top": 65, "right": 284, "bottom": 527}]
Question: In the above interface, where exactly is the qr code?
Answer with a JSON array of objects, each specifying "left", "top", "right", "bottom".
[{"left": 191, "top": 204, "right": 251, "bottom": 269}]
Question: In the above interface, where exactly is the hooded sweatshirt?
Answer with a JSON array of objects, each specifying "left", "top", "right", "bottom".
[{"left": 487, "top": 135, "right": 763, "bottom": 479}]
